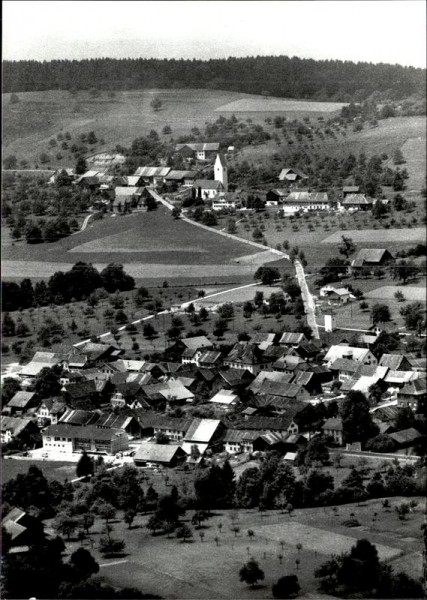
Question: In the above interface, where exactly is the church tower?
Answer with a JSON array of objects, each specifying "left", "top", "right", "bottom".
[{"left": 214, "top": 153, "right": 228, "bottom": 192}]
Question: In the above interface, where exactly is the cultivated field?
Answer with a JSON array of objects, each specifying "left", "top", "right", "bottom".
[
  {"left": 364, "top": 285, "right": 426, "bottom": 302},
  {"left": 322, "top": 228, "right": 426, "bottom": 244},
  {"left": 2, "top": 207, "right": 288, "bottom": 285},
  {"left": 216, "top": 97, "right": 345, "bottom": 114},
  {"left": 57, "top": 497, "right": 423, "bottom": 599}
]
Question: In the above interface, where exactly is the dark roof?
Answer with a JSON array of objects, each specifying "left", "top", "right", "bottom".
[
  {"left": 198, "top": 350, "right": 222, "bottom": 364},
  {"left": 63, "top": 380, "right": 97, "bottom": 399},
  {"left": 322, "top": 417, "right": 343, "bottom": 431},
  {"left": 225, "top": 343, "right": 265, "bottom": 365},
  {"left": 8, "top": 391, "right": 37, "bottom": 408},
  {"left": 379, "top": 354, "right": 407, "bottom": 370},
  {"left": 193, "top": 180, "right": 224, "bottom": 190},
  {"left": 134, "top": 443, "right": 186, "bottom": 463},
  {"left": 399, "top": 378, "right": 427, "bottom": 396},
  {"left": 389, "top": 428, "right": 423, "bottom": 445},
  {"left": 279, "top": 332, "right": 307, "bottom": 345},
  {"left": 43, "top": 424, "right": 126, "bottom": 441},
  {"left": 352, "top": 248, "right": 394, "bottom": 267},
  {"left": 235, "top": 416, "right": 296, "bottom": 432}
]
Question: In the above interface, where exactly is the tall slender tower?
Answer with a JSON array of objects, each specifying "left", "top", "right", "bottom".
[{"left": 214, "top": 153, "right": 228, "bottom": 192}]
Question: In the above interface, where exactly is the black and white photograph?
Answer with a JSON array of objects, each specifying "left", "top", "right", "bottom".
[{"left": 1, "top": 1, "right": 426, "bottom": 598}]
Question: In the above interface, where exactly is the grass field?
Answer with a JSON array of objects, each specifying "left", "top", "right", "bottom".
[
  {"left": 216, "top": 97, "right": 345, "bottom": 114},
  {"left": 3, "top": 89, "right": 345, "bottom": 168},
  {"left": 322, "top": 228, "right": 426, "bottom": 244},
  {"left": 57, "top": 497, "right": 423, "bottom": 599},
  {"left": 2, "top": 458, "right": 77, "bottom": 483}
]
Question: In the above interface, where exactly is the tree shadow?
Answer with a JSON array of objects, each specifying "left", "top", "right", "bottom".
[{"left": 101, "top": 551, "right": 129, "bottom": 559}]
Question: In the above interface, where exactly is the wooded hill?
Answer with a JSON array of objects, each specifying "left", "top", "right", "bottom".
[{"left": 3, "top": 55, "right": 426, "bottom": 101}]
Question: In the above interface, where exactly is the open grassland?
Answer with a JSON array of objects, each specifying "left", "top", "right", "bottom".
[
  {"left": 3, "top": 89, "right": 344, "bottom": 167},
  {"left": 2, "top": 458, "right": 76, "bottom": 483},
  {"left": 400, "top": 135, "right": 426, "bottom": 191},
  {"left": 56, "top": 497, "right": 423, "bottom": 599}
]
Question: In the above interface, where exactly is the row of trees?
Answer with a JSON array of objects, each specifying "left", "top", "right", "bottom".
[
  {"left": 4, "top": 55, "right": 425, "bottom": 100},
  {"left": 2, "top": 262, "right": 135, "bottom": 311}
]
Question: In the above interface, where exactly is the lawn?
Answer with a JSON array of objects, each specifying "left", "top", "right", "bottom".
[{"left": 58, "top": 496, "right": 423, "bottom": 599}]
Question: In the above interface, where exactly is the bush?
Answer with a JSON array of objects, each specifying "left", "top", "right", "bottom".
[{"left": 342, "top": 518, "right": 361, "bottom": 528}]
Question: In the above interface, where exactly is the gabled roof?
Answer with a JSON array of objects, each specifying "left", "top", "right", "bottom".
[
  {"left": 352, "top": 248, "right": 393, "bottom": 267},
  {"left": 63, "top": 380, "right": 97, "bottom": 399},
  {"left": 384, "top": 369, "right": 417, "bottom": 384},
  {"left": 235, "top": 415, "right": 296, "bottom": 432},
  {"left": 1, "top": 417, "right": 35, "bottom": 437},
  {"left": 193, "top": 180, "right": 224, "bottom": 190},
  {"left": 175, "top": 142, "right": 220, "bottom": 152},
  {"left": 279, "top": 167, "right": 308, "bottom": 180},
  {"left": 343, "top": 186, "right": 360, "bottom": 193},
  {"left": 389, "top": 428, "right": 423, "bottom": 445},
  {"left": 249, "top": 371, "right": 294, "bottom": 393},
  {"left": 165, "top": 170, "right": 198, "bottom": 180},
  {"left": 44, "top": 423, "right": 126, "bottom": 441},
  {"left": 379, "top": 354, "right": 408, "bottom": 370},
  {"left": 323, "top": 345, "right": 371, "bottom": 364},
  {"left": 184, "top": 418, "right": 222, "bottom": 443},
  {"left": 268, "top": 189, "right": 287, "bottom": 198},
  {"left": 59, "top": 408, "right": 93, "bottom": 426},
  {"left": 115, "top": 186, "right": 144, "bottom": 197},
  {"left": 279, "top": 332, "right": 307, "bottom": 346},
  {"left": 198, "top": 350, "right": 222, "bottom": 364},
  {"left": 134, "top": 166, "right": 171, "bottom": 177},
  {"left": 209, "top": 389, "right": 239, "bottom": 406},
  {"left": 342, "top": 194, "right": 372, "bottom": 205},
  {"left": 223, "top": 429, "right": 259, "bottom": 443},
  {"left": 286, "top": 192, "right": 329, "bottom": 203},
  {"left": 181, "top": 336, "right": 213, "bottom": 350},
  {"left": 251, "top": 332, "right": 276, "bottom": 350},
  {"left": 8, "top": 391, "right": 37, "bottom": 409},
  {"left": 398, "top": 378, "right": 426, "bottom": 396},
  {"left": 126, "top": 175, "right": 144, "bottom": 186},
  {"left": 225, "top": 343, "right": 265, "bottom": 365},
  {"left": 133, "top": 443, "right": 187, "bottom": 463},
  {"left": 329, "top": 358, "right": 361, "bottom": 373}
]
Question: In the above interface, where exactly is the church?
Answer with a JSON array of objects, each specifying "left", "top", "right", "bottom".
[{"left": 192, "top": 153, "right": 228, "bottom": 200}]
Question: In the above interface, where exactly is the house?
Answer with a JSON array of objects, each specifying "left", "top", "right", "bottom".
[
  {"left": 2, "top": 507, "right": 44, "bottom": 548},
  {"left": 272, "top": 354, "right": 307, "bottom": 373},
  {"left": 223, "top": 429, "right": 260, "bottom": 454},
  {"left": 133, "top": 166, "right": 171, "bottom": 186},
  {"left": 223, "top": 343, "right": 270, "bottom": 375},
  {"left": 197, "top": 350, "right": 223, "bottom": 369},
  {"left": 193, "top": 179, "right": 225, "bottom": 200},
  {"left": 36, "top": 397, "right": 66, "bottom": 425},
  {"left": 48, "top": 168, "right": 76, "bottom": 185},
  {"left": 62, "top": 380, "right": 99, "bottom": 409},
  {"left": 322, "top": 417, "right": 344, "bottom": 445},
  {"left": 251, "top": 333, "right": 276, "bottom": 351},
  {"left": 20, "top": 352, "right": 62, "bottom": 378},
  {"left": 252, "top": 431, "right": 306, "bottom": 455},
  {"left": 212, "top": 191, "right": 242, "bottom": 211},
  {"left": 77, "top": 341, "right": 123, "bottom": 365},
  {"left": 388, "top": 427, "right": 423, "bottom": 450},
  {"left": 42, "top": 424, "right": 129, "bottom": 455},
  {"left": 266, "top": 189, "right": 287, "bottom": 206},
  {"left": 74, "top": 171, "right": 102, "bottom": 192},
  {"left": 5, "top": 391, "right": 38, "bottom": 416},
  {"left": 1, "top": 417, "right": 39, "bottom": 445},
  {"left": 133, "top": 443, "right": 187, "bottom": 468},
  {"left": 90, "top": 412, "right": 142, "bottom": 437},
  {"left": 329, "top": 358, "right": 363, "bottom": 381},
  {"left": 209, "top": 389, "right": 240, "bottom": 412},
  {"left": 397, "top": 378, "right": 427, "bottom": 410},
  {"left": 236, "top": 415, "right": 299, "bottom": 436},
  {"left": 278, "top": 168, "right": 308, "bottom": 183},
  {"left": 58, "top": 408, "right": 94, "bottom": 427},
  {"left": 319, "top": 286, "right": 355, "bottom": 304},
  {"left": 408, "top": 356, "right": 427, "bottom": 373},
  {"left": 151, "top": 416, "right": 192, "bottom": 441},
  {"left": 279, "top": 332, "right": 308, "bottom": 347},
  {"left": 181, "top": 418, "right": 225, "bottom": 456},
  {"left": 175, "top": 142, "right": 220, "bottom": 161},
  {"left": 164, "top": 170, "right": 199, "bottom": 187},
  {"left": 113, "top": 187, "right": 145, "bottom": 212},
  {"left": 343, "top": 186, "right": 360, "bottom": 197},
  {"left": 351, "top": 248, "right": 395, "bottom": 271},
  {"left": 323, "top": 345, "right": 377, "bottom": 368},
  {"left": 340, "top": 194, "right": 373, "bottom": 211},
  {"left": 143, "top": 380, "right": 195, "bottom": 405},
  {"left": 379, "top": 354, "right": 413, "bottom": 372},
  {"left": 249, "top": 371, "right": 293, "bottom": 394},
  {"left": 281, "top": 192, "right": 330, "bottom": 213}
]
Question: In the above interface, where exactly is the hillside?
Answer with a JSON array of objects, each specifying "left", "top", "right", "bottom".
[{"left": 3, "top": 55, "right": 426, "bottom": 100}]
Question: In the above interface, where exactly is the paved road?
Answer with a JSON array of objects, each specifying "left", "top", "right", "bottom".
[{"left": 155, "top": 190, "right": 320, "bottom": 338}]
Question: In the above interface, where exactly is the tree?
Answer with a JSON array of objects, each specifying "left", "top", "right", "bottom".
[
  {"left": 124, "top": 509, "right": 136, "bottom": 529},
  {"left": 393, "top": 148, "right": 405, "bottom": 165},
  {"left": 217, "top": 303, "right": 234, "bottom": 320},
  {"left": 25, "top": 223, "right": 43, "bottom": 244},
  {"left": 176, "top": 524, "right": 193, "bottom": 542},
  {"left": 69, "top": 547, "right": 99, "bottom": 579},
  {"left": 371, "top": 303, "right": 391, "bottom": 324},
  {"left": 4, "top": 154, "right": 18, "bottom": 169},
  {"left": 100, "top": 263, "right": 135, "bottom": 293},
  {"left": 304, "top": 436, "right": 330, "bottom": 466},
  {"left": 254, "top": 265, "right": 280, "bottom": 285},
  {"left": 34, "top": 366, "right": 61, "bottom": 398},
  {"left": 95, "top": 502, "right": 116, "bottom": 524},
  {"left": 272, "top": 575, "right": 300, "bottom": 599},
  {"left": 171, "top": 207, "right": 181, "bottom": 219},
  {"left": 156, "top": 432, "right": 170, "bottom": 445},
  {"left": 400, "top": 301, "right": 424, "bottom": 331},
  {"left": 239, "top": 558, "right": 265, "bottom": 588},
  {"left": 99, "top": 537, "right": 125, "bottom": 556},
  {"left": 75, "top": 156, "right": 87, "bottom": 175},
  {"left": 338, "top": 235, "right": 356, "bottom": 259},
  {"left": 2, "top": 313, "right": 16, "bottom": 337},
  {"left": 340, "top": 391, "right": 378, "bottom": 445},
  {"left": 150, "top": 97, "right": 162, "bottom": 111},
  {"left": 53, "top": 513, "right": 79, "bottom": 539},
  {"left": 76, "top": 451, "right": 94, "bottom": 479}
]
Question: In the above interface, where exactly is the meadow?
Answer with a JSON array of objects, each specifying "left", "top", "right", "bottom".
[
  {"left": 3, "top": 89, "right": 345, "bottom": 168},
  {"left": 2, "top": 458, "right": 77, "bottom": 483},
  {"left": 56, "top": 496, "right": 423, "bottom": 599}
]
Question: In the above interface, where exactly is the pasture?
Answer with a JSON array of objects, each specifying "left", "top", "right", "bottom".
[
  {"left": 59, "top": 497, "right": 423, "bottom": 599},
  {"left": 322, "top": 228, "right": 426, "bottom": 244},
  {"left": 216, "top": 97, "right": 345, "bottom": 114},
  {"left": 2, "top": 458, "right": 76, "bottom": 483},
  {"left": 3, "top": 89, "right": 345, "bottom": 168}
]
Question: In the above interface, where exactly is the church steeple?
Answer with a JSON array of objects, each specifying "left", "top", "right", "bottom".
[{"left": 214, "top": 153, "right": 228, "bottom": 192}]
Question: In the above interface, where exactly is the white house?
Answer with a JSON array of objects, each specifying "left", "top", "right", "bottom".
[
  {"left": 323, "top": 345, "right": 377, "bottom": 368},
  {"left": 320, "top": 286, "right": 355, "bottom": 304}
]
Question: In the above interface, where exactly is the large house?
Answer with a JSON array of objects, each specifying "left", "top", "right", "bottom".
[
  {"left": 193, "top": 179, "right": 225, "bottom": 200},
  {"left": 133, "top": 166, "right": 171, "bottom": 186},
  {"left": 340, "top": 194, "right": 373, "bottom": 211},
  {"left": 323, "top": 345, "right": 377, "bottom": 368},
  {"left": 181, "top": 418, "right": 225, "bottom": 456},
  {"left": 42, "top": 424, "right": 129, "bottom": 455},
  {"left": 133, "top": 444, "right": 187, "bottom": 468},
  {"left": 113, "top": 186, "right": 145, "bottom": 212},
  {"left": 281, "top": 192, "right": 330, "bottom": 213},
  {"left": 175, "top": 142, "right": 220, "bottom": 161},
  {"left": 351, "top": 248, "right": 395, "bottom": 272}
]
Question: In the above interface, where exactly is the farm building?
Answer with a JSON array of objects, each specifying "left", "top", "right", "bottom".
[
  {"left": 278, "top": 167, "right": 308, "bottom": 183},
  {"left": 208, "top": 389, "right": 240, "bottom": 412},
  {"left": 1, "top": 417, "right": 39, "bottom": 445},
  {"left": 319, "top": 286, "right": 355, "bottom": 304},
  {"left": 340, "top": 194, "right": 373, "bottom": 211},
  {"left": 279, "top": 332, "right": 308, "bottom": 347},
  {"left": 151, "top": 415, "right": 193, "bottom": 441},
  {"left": 342, "top": 185, "right": 360, "bottom": 196},
  {"left": 397, "top": 378, "right": 427, "bottom": 410},
  {"left": 42, "top": 424, "right": 129, "bottom": 455},
  {"left": 323, "top": 345, "right": 377, "bottom": 368},
  {"left": 322, "top": 417, "right": 344, "bottom": 445},
  {"left": 211, "top": 191, "right": 242, "bottom": 211},
  {"left": 4, "top": 391, "right": 38, "bottom": 416},
  {"left": 133, "top": 443, "right": 187, "bottom": 467},
  {"left": 223, "top": 343, "right": 270, "bottom": 375},
  {"left": 113, "top": 186, "right": 145, "bottom": 211},
  {"left": 48, "top": 168, "right": 76, "bottom": 185},
  {"left": 165, "top": 170, "right": 199, "bottom": 186},
  {"left": 351, "top": 248, "right": 395, "bottom": 270},
  {"left": 175, "top": 142, "right": 220, "bottom": 161},
  {"left": 266, "top": 189, "right": 287, "bottom": 205},
  {"left": 282, "top": 191, "right": 330, "bottom": 213},
  {"left": 2, "top": 507, "right": 44, "bottom": 549},
  {"left": 181, "top": 418, "right": 225, "bottom": 456},
  {"left": 21, "top": 351, "right": 63, "bottom": 378},
  {"left": 133, "top": 166, "right": 171, "bottom": 186}
]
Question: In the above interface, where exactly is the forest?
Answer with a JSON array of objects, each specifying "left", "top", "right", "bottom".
[{"left": 3, "top": 55, "right": 426, "bottom": 100}]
